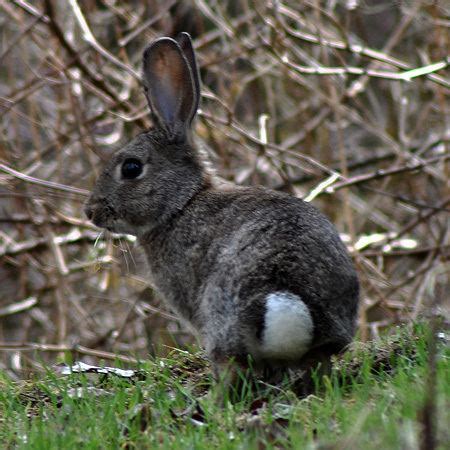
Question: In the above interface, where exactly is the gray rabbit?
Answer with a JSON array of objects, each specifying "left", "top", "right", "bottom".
[{"left": 85, "top": 33, "right": 359, "bottom": 383}]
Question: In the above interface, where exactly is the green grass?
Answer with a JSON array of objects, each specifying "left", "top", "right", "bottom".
[{"left": 0, "top": 324, "right": 449, "bottom": 449}]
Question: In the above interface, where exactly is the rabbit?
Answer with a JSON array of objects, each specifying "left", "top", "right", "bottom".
[{"left": 85, "top": 33, "right": 359, "bottom": 385}]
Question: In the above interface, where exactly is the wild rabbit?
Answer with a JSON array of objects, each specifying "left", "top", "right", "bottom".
[{"left": 85, "top": 33, "right": 359, "bottom": 384}]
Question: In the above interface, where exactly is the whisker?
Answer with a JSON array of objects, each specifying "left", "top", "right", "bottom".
[
  {"left": 94, "top": 230, "right": 104, "bottom": 249},
  {"left": 92, "top": 230, "right": 105, "bottom": 272},
  {"left": 124, "top": 238, "right": 137, "bottom": 270},
  {"left": 117, "top": 236, "right": 130, "bottom": 274}
]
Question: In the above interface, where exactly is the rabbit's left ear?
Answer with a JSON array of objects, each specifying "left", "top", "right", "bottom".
[
  {"left": 143, "top": 37, "right": 197, "bottom": 140},
  {"left": 175, "top": 32, "right": 200, "bottom": 122}
]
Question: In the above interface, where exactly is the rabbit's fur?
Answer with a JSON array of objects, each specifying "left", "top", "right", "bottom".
[{"left": 85, "top": 33, "right": 359, "bottom": 380}]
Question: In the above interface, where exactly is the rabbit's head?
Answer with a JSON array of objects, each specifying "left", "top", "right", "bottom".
[{"left": 85, "top": 33, "right": 207, "bottom": 236}]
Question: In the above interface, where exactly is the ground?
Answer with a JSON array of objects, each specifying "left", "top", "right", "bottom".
[{"left": 0, "top": 323, "right": 448, "bottom": 449}]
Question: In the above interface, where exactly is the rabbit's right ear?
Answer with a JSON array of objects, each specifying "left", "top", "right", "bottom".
[{"left": 143, "top": 37, "right": 196, "bottom": 140}]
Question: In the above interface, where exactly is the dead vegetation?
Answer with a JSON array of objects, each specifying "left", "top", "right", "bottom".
[{"left": 0, "top": 1, "right": 449, "bottom": 376}]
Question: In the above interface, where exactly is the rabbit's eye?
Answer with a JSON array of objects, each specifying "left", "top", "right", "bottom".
[{"left": 121, "top": 159, "right": 143, "bottom": 179}]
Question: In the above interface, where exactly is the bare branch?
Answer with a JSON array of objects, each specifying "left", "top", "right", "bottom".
[
  {"left": 325, "top": 153, "right": 450, "bottom": 194},
  {"left": 0, "top": 163, "right": 90, "bottom": 196}
]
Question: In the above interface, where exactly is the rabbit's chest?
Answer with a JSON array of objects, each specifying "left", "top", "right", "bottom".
[{"left": 143, "top": 240, "right": 207, "bottom": 323}]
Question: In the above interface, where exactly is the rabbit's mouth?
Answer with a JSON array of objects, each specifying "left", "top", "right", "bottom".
[
  {"left": 85, "top": 201, "right": 137, "bottom": 235},
  {"left": 85, "top": 202, "right": 117, "bottom": 230}
]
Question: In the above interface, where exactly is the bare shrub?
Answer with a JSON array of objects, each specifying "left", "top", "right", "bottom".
[{"left": 0, "top": 0, "right": 448, "bottom": 377}]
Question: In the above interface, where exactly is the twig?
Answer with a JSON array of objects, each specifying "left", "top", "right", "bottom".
[
  {"left": 199, "top": 110, "right": 335, "bottom": 175},
  {"left": 275, "top": 3, "right": 450, "bottom": 89},
  {"left": 324, "top": 153, "right": 450, "bottom": 194},
  {"left": 118, "top": 0, "right": 178, "bottom": 47},
  {"left": 67, "top": 0, "right": 140, "bottom": 79},
  {"left": 281, "top": 56, "right": 449, "bottom": 82},
  {"left": 0, "top": 229, "right": 133, "bottom": 258},
  {"left": 388, "top": 196, "right": 450, "bottom": 244},
  {"left": 0, "top": 163, "right": 90, "bottom": 196},
  {"left": 0, "top": 14, "right": 43, "bottom": 60},
  {"left": 42, "top": 0, "right": 147, "bottom": 129},
  {"left": 362, "top": 244, "right": 450, "bottom": 258},
  {"left": 0, "top": 342, "right": 139, "bottom": 364},
  {"left": 11, "top": 0, "right": 49, "bottom": 23},
  {"left": 0, "top": 297, "right": 38, "bottom": 317}
]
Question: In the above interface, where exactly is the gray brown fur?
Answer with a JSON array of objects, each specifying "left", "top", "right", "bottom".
[{"left": 85, "top": 33, "right": 359, "bottom": 377}]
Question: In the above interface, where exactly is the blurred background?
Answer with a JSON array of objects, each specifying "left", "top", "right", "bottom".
[{"left": 0, "top": 0, "right": 448, "bottom": 378}]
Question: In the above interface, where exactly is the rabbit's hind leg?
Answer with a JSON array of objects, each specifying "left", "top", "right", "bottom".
[
  {"left": 205, "top": 331, "right": 255, "bottom": 403},
  {"left": 205, "top": 329, "right": 250, "bottom": 381}
]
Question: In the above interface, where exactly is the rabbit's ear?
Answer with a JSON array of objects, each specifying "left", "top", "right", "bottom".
[
  {"left": 143, "top": 37, "right": 196, "bottom": 139},
  {"left": 175, "top": 32, "right": 200, "bottom": 121}
]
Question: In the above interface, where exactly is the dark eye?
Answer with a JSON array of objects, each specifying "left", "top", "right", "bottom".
[{"left": 121, "top": 158, "right": 143, "bottom": 179}]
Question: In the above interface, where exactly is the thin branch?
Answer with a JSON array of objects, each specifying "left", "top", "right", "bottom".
[
  {"left": 118, "top": 0, "right": 178, "bottom": 47},
  {"left": 0, "top": 163, "right": 90, "bottom": 196},
  {"left": 0, "top": 342, "right": 139, "bottom": 364},
  {"left": 281, "top": 56, "right": 449, "bottom": 82},
  {"left": 362, "top": 244, "right": 450, "bottom": 258},
  {"left": 276, "top": 3, "right": 450, "bottom": 89},
  {"left": 0, "top": 297, "right": 38, "bottom": 317},
  {"left": 11, "top": 0, "right": 49, "bottom": 23},
  {"left": 42, "top": 0, "right": 147, "bottom": 129},
  {"left": 0, "top": 229, "right": 134, "bottom": 258},
  {"left": 67, "top": 0, "right": 140, "bottom": 80},
  {"left": 325, "top": 153, "right": 450, "bottom": 194},
  {"left": 0, "top": 164, "right": 90, "bottom": 197}
]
